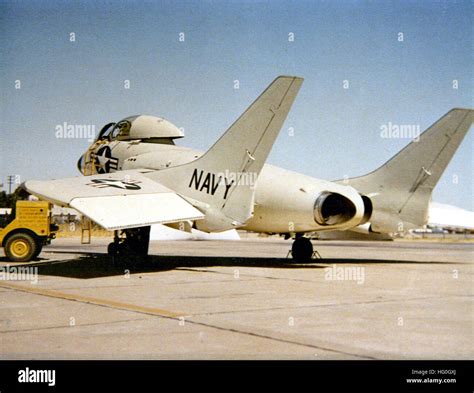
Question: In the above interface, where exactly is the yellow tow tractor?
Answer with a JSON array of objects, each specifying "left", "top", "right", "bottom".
[{"left": 0, "top": 201, "right": 59, "bottom": 262}]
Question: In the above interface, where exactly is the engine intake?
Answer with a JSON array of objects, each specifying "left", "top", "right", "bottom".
[{"left": 314, "top": 192, "right": 357, "bottom": 226}]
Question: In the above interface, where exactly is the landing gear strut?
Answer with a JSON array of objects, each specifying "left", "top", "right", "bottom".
[
  {"left": 291, "top": 235, "right": 315, "bottom": 263},
  {"left": 107, "top": 226, "right": 151, "bottom": 262}
]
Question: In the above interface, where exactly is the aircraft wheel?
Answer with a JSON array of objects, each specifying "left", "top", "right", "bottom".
[
  {"left": 107, "top": 242, "right": 120, "bottom": 257},
  {"left": 5, "top": 232, "right": 38, "bottom": 262},
  {"left": 291, "top": 237, "right": 313, "bottom": 263}
]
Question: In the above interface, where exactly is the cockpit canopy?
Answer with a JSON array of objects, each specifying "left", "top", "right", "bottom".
[{"left": 96, "top": 115, "right": 184, "bottom": 143}]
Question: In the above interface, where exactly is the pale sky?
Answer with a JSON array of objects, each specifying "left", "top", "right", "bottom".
[{"left": 1, "top": 0, "right": 472, "bottom": 209}]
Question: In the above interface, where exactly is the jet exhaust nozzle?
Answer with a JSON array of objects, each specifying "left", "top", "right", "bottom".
[{"left": 313, "top": 191, "right": 357, "bottom": 226}]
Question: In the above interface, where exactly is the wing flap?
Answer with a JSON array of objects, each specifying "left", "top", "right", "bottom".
[{"left": 71, "top": 193, "right": 204, "bottom": 230}]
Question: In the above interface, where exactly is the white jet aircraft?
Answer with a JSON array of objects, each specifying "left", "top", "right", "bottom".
[{"left": 23, "top": 76, "right": 473, "bottom": 262}]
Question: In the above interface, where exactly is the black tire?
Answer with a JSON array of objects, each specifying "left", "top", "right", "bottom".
[
  {"left": 32, "top": 242, "right": 43, "bottom": 260},
  {"left": 291, "top": 237, "right": 313, "bottom": 263},
  {"left": 4, "top": 232, "right": 38, "bottom": 262},
  {"left": 107, "top": 242, "right": 119, "bottom": 256}
]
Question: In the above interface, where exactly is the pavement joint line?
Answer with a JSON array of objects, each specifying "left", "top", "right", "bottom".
[
  {"left": 0, "top": 317, "right": 150, "bottom": 334},
  {"left": 184, "top": 318, "right": 379, "bottom": 360},
  {"left": 0, "top": 280, "right": 376, "bottom": 359},
  {"left": 187, "top": 294, "right": 472, "bottom": 316},
  {"left": 176, "top": 267, "right": 319, "bottom": 282},
  {"left": 40, "top": 284, "right": 147, "bottom": 291},
  {"left": 0, "top": 281, "right": 185, "bottom": 319}
]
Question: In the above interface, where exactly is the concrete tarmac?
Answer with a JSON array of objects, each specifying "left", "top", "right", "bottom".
[{"left": 0, "top": 238, "right": 472, "bottom": 359}]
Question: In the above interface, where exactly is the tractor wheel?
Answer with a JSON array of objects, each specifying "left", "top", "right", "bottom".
[{"left": 5, "top": 232, "right": 38, "bottom": 262}]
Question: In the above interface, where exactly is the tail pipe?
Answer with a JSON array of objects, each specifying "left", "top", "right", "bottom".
[{"left": 313, "top": 192, "right": 357, "bottom": 226}]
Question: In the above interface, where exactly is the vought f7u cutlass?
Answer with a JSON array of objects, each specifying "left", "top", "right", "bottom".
[{"left": 23, "top": 76, "right": 473, "bottom": 261}]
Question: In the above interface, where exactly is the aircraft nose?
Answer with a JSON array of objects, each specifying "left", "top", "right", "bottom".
[{"left": 77, "top": 154, "right": 85, "bottom": 174}]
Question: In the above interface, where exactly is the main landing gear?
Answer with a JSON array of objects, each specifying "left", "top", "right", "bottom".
[
  {"left": 107, "top": 226, "right": 151, "bottom": 262},
  {"left": 289, "top": 234, "right": 320, "bottom": 263}
]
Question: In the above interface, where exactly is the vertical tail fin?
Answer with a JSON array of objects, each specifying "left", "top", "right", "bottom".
[
  {"left": 344, "top": 108, "right": 473, "bottom": 232},
  {"left": 153, "top": 76, "right": 304, "bottom": 231}
]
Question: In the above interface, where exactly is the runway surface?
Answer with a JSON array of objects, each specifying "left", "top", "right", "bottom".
[{"left": 0, "top": 238, "right": 472, "bottom": 359}]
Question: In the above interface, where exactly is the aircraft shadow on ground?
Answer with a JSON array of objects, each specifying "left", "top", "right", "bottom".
[{"left": 1, "top": 252, "right": 458, "bottom": 280}]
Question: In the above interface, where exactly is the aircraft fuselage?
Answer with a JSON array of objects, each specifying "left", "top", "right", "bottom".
[{"left": 79, "top": 140, "right": 366, "bottom": 234}]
